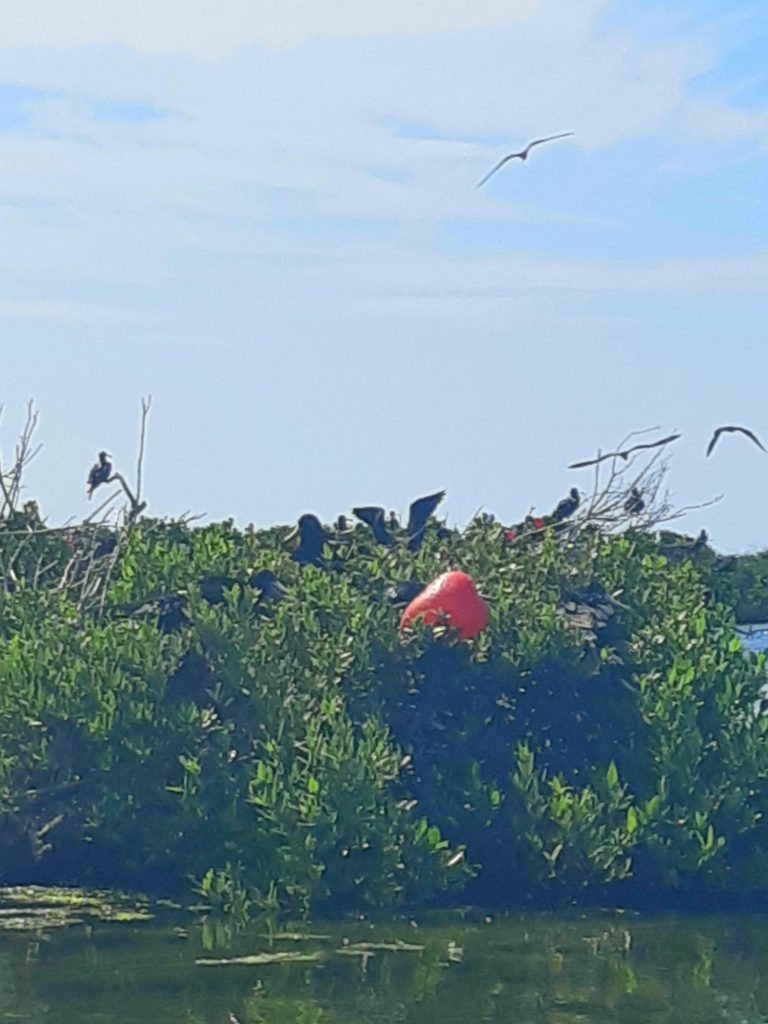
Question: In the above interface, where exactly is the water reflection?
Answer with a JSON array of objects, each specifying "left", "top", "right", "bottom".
[
  {"left": 2, "top": 912, "right": 768, "bottom": 1022},
  {"left": 737, "top": 623, "right": 768, "bottom": 655}
]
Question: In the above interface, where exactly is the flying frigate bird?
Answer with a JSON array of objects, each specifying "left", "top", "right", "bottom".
[
  {"left": 568, "top": 434, "right": 681, "bottom": 470},
  {"left": 477, "top": 132, "right": 575, "bottom": 188},
  {"left": 706, "top": 425, "right": 766, "bottom": 458}
]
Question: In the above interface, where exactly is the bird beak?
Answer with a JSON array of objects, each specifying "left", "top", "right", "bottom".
[{"left": 285, "top": 525, "right": 299, "bottom": 541}]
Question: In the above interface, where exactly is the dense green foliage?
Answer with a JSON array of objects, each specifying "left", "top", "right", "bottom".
[{"left": 1, "top": 507, "right": 768, "bottom": 916}]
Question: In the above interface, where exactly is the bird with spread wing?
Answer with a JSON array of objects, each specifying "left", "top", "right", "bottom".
[
  {"left": 477, "top": 132, "right": 574, "bottom": 187},
  {"left": 706, "top": 425, "right": 766, "bottom": 458}
]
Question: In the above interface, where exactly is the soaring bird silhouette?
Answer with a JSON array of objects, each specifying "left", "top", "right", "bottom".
[
  {"left": 287, "top": 514, "right": 330, "bottom": 567},
  {"left": 569, "top": 434, "right": 681, "bottom": 469},
  {"left": 706, "top": 425, "right": 766, "bottom": 458},
  {"left": 624, "top": 487, "right": 645, "bottom": 516},
  {"left": 477, "top": 132, "right": 574, "bottom": 187},
  {"left": 353, "top": 491, "right": 446, "bottom": 553},
  {"left": 87, "top": 451, "right": 112, "bottom": 498},
  {"left": 551, "top": 487, "right": 580, "bottom": 523}
]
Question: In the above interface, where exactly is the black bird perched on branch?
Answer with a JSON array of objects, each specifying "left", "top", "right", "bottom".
[
  {"left": 706, "top": 425, "right": 766, "bottom": 458},
  {"left": 477, "top": 132, "right": 574, "bottom": 187},
  {"left": 551, "top": 487, "right": 580, "bottom": 523},
  {"left": 86, "top": 451, "right": 112, "bottom": 498},
  {"left": 287, "top": 514, "right": 330, "bottom": 567},
  {"left": 569, "top": 434, "right": 680, "bottom": 469},
  {"left": 624, "top": 487, "right": 645, "bottom": 516}
]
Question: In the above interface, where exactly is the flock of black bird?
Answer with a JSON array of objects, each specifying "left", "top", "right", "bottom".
[
  {"left": 82, "top": 420, "right": 765, "bottom": 648},
  {"left": 285, "top": 490, "right": 448, "bottom": 567}
]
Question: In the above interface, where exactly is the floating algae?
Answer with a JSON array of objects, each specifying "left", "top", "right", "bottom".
[
  {"left": 196, "top": 951, "right": 325, "bottom": 966},
  {"left": 0, "top": 886, "right": 154, "bottom": 932},
  {"left": 338, "top": 940, "right": 424, "bottom": 953}
]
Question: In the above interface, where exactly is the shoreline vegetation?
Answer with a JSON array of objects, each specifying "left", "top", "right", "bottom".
[{"left": 2, "top": 411, "right": 768, "bottom": 920}]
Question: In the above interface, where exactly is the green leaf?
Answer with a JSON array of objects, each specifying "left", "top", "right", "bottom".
[{"left": 626, "top": 807, "right": 638, "bottom": 835}]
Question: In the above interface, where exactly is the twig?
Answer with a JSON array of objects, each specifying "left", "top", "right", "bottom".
[{"left": 136, "top": 395, "right": 152, "bottom": 507}]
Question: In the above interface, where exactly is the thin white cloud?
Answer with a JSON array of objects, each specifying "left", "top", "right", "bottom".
[
  {"left": 0, "top": 0, "right": 540, "bottom": 57},
  {"left": 0, "top": 0, "right": 765, "bottom": 351}
]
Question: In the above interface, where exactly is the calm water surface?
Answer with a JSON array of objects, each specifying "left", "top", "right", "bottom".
[{"left": 3, "top": 910, "right": 768, "bottom": 1023}]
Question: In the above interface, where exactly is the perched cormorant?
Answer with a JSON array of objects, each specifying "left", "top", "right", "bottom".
[
  {"left": 624, "top": 487, "right": 645, "bottom": 516},
  {"left": 87, "top": 451, "right": 112, "bottom": 499},
  {"left": 551, "top": 487, "right": 580, "bottom": 523},
  {"left": 706, "top": 425, "right": 766, "bottom": 458},
  {"left": 287, "top": 514, "right": 329, "bottom": 567}
]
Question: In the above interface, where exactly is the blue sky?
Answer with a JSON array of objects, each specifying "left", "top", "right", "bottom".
[{"left": 1, "top": 0, "right": 767, "bottom": 551}]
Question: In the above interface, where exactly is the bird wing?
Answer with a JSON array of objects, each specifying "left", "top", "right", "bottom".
[
  {"left": 352, "top": 506, "right": 386, "bottom": 529},
  {"left": 625, "top": 433, "right": 681, "bottom": 456},
  {"left": 732, "top": 425, "right": 767, "bottom": 452},
  {"left": 705, "top": 428, "right": 724, "bottom": 457},
  {"left": 570, "top": 433, "right": 679, "bottom": 469},
  {"left": 524, "top": 132, "right": 575, "bottom": 155},
  {"left": 407, "top": 490, "right": 446, "bottom": 550},
  {"left": 352, "top": 505, "right": 394, "bottom": 546},
  {"left": 568, "top": 452, "right": 616, "bottom": 469},
  {"left": 708, "top": 425, "right": 766, "bottom": 455},
  {"left": 477, "top": 153, "right": 519, "bottom": 188}
]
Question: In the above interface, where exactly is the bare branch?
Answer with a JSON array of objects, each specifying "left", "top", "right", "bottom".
[{"left": 136, "top": 395, "right": 152, "bottom": 506}]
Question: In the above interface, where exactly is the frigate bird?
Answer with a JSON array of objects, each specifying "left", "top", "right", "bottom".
[
  {"left": 706, "top": 425, "right": 766, "bottom": 458},
  {"left": 287, "top": 514, "right": 329, "bottom": 567},
  {"left": 386, "top": 579, "right": 424, "bottom": 608},
  {"left": 353, "top": 491, "right": 446, "bottom": 553},
  {"left": 477, "top": 132, "right": 574, "bottom": 187},
  {"left": 406, "top": 490, "right": 446, "bottom": 552},
  {"left": 86, "top": 451, "right": 112, "bottom": 498},
  {"left": 352, "top": 506, "right": 395, "bottom": 547},
  {"left": 551, "top": 487, "right": 580, "bottom": 523},
  {"left": 197, "top": 569, "right": 287, "bottom": 607},
  {"left": 624, "top": 487, "right": 645, "bottom": 516},
  {"left": 569, "top": 434, "right": 680, "bottom": 469}
]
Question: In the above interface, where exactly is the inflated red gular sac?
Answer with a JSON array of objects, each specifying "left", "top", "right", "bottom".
[{"left": 399, "top": 570, "right": 489, "bottom": 640}]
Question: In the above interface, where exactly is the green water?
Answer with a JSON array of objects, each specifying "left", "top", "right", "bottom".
[{"left": 1, "top": 909, "right": 768, "bottom": 1023}]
